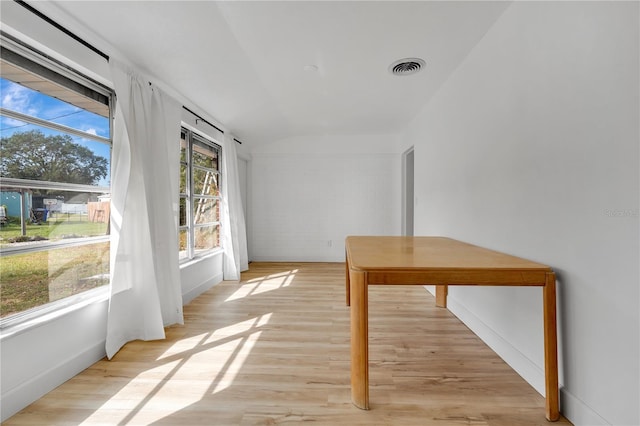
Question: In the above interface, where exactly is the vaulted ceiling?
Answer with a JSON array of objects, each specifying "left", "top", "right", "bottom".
[{"left": 37, "top": 1, "right": 510, "bottom": 149}]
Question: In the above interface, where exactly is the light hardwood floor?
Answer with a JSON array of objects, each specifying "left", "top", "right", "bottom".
[{"left": 5, "top": 262, "right": 571, "bottom": 425}]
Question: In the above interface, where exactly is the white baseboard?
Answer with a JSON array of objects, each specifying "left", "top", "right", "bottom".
[
  {"left": 1, "top": 340, "right": 106, "bottom": 422},
  {"left": 445, "top": 295, "right": 547, "bottom": 395},
  {"left": 559, "top": 388, "right": 609, "bottom": 426},
  {"left": 182, "top": 272, "right": 223, "bottom": 305},
  {"left": 424, "top": 286, "right": 609, "bottom": 426}
]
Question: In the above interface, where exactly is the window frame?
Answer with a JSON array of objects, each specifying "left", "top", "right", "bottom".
[
  {"left": 0, "top": 36, "right": 114, "bottom": 329},
  {"left": 179, "top": 127, "right": 222, "bottom": 261}
]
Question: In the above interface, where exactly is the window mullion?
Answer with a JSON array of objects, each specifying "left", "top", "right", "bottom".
[
  {"left": 187, "top": 130, "right": 195, "bottom": 260},
  {"left": 0, "top": 107, "right": 111, "bottom": 145}
]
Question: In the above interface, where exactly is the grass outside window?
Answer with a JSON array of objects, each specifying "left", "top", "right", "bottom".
[
  {"left": 0, "top": 213, "right": 108, "bottom": 243},
  {"left": 0, "top": 216, "right": 109, "bottom": 318}
]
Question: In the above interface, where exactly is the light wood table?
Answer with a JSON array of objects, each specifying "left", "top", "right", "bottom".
[{"left": 345, "top": 236, "right": 559, "bottom": 422}]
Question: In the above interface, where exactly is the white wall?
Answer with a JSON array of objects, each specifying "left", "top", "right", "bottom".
[
  {"left": 180, "top": 253, "right": 224, "bottom": 305},
  {"left": 0, "top": 294, "right": 109, "bottom": 422},
  {"left": 250, "top": 134, "right": 402, "bottom": 261},
  {"left": 403, "top": 2, "right": 639, "bottom": 425}
]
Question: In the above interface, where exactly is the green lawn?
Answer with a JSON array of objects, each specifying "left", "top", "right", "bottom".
[
  {"left": 0, "top": 241, "right": 110, "bottom": 318},
  {"left": 0, "top": 215, "right": 109, "bottom": 318},
  {"left": 0, "top": 214, "right": 108, "bottom": 243}
]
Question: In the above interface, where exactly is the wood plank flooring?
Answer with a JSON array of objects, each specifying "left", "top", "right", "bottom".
[{"left": 5, "top": 262, "right": 572, "bottom": 425}]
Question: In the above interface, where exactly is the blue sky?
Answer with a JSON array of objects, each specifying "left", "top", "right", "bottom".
[{"left": 0, "top": 77, "right": 111, "bottom": 186}]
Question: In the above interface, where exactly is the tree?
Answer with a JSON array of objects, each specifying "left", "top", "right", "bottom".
[{"left": 0, "top": 130, "right": 108, "bottom": 185}]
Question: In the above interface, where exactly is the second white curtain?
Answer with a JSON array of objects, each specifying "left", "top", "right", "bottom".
[{"left": 221, "top": 132, "right": 249, "bottom": 280}]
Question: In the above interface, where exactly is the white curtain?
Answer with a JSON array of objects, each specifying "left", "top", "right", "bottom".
[
  {"left": 221, "top": 132, "right": 249, "bottom": 280},
  {"left": 106, "top": 59, "right": 184, "bottom": 359}
]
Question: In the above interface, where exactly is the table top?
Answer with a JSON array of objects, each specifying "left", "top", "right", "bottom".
[{"left": 345, "top": 236, "right": 551, "bottom": 272}]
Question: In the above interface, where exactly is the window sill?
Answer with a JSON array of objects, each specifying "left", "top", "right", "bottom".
[
  {"left": 0, "top": 235, "right": 109, "bottom": 257},
  {"left": 0, "top": 286, "right": 110, "bottom": 340},
  {"left": 179, "top": 247, "right": 224, "bottom": 269}
]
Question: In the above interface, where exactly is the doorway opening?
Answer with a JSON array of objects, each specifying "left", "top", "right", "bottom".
[{"left": 402, "top": 147, "right": 414, "bottom": 236}]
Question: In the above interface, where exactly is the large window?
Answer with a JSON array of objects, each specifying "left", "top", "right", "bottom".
[
  {"left": 0, "top": 39, "right": 112, "bottom": 324},
  {"left": 179, "top": 128, "right": 221, "bottom": 260}
]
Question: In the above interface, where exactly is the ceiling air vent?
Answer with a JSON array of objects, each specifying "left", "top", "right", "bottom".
[{"left": 389, "top": 58, "right": 426, "bottom": 76}]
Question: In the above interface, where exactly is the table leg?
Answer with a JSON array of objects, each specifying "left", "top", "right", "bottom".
[
  {"left": 436, "top": 284, "right": 448, "bottom": 308},
  {"left": 350, "top": 269, "right": 369, "bottom": 409},
  {"left": 544, "top": 272, "right": 560, "bottom": 421}
]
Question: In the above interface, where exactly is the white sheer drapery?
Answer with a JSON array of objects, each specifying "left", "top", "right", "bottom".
[
  {"left": 106, "top": 59, "right": 184, "bottom": 359},
  {"left": 221, "top": 132, "right": 249, "bottom": 280}
]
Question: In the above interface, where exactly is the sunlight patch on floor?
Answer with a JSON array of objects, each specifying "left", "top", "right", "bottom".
[
  {"left": 210, "top": 312, "right": 272, "bottom": 341},
  {"left": 81, "top": 360, "right": 183, "bottom": 424},
  {"left": 156, "top": 332, "right": 212, "bottom": 360},
  {"left": 225, "top": 269, "right": 298, "bottom": 301},
  {"left": 211, "top": 330, "right": 263, "bottom": 394},
  {"left": 84, "top": 312, "right": 274, "bottom": 424}
]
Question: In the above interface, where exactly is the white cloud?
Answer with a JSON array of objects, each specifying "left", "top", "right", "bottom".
[
  {"left": 85, "top": 128, "right": 98, "bottom": 136},
  {"left": 1, "top": 82, "right": 38, "bottom": 116},
  {"left": 0, "top": 116, "right": 26, "bottom": 129},
  {"left": 1, "top": 80, "right": 81, "bottom": 121}
]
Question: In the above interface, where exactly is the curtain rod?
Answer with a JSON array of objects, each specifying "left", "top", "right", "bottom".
[
  {"left": 182, "top": 106, "right": 242, "bottom": 144},
  {"left": 16, "top": 0, "right": 243, "bottom": 146},
  {"left": 15, "top": 0, "right": 110, "bottom": 61}
]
